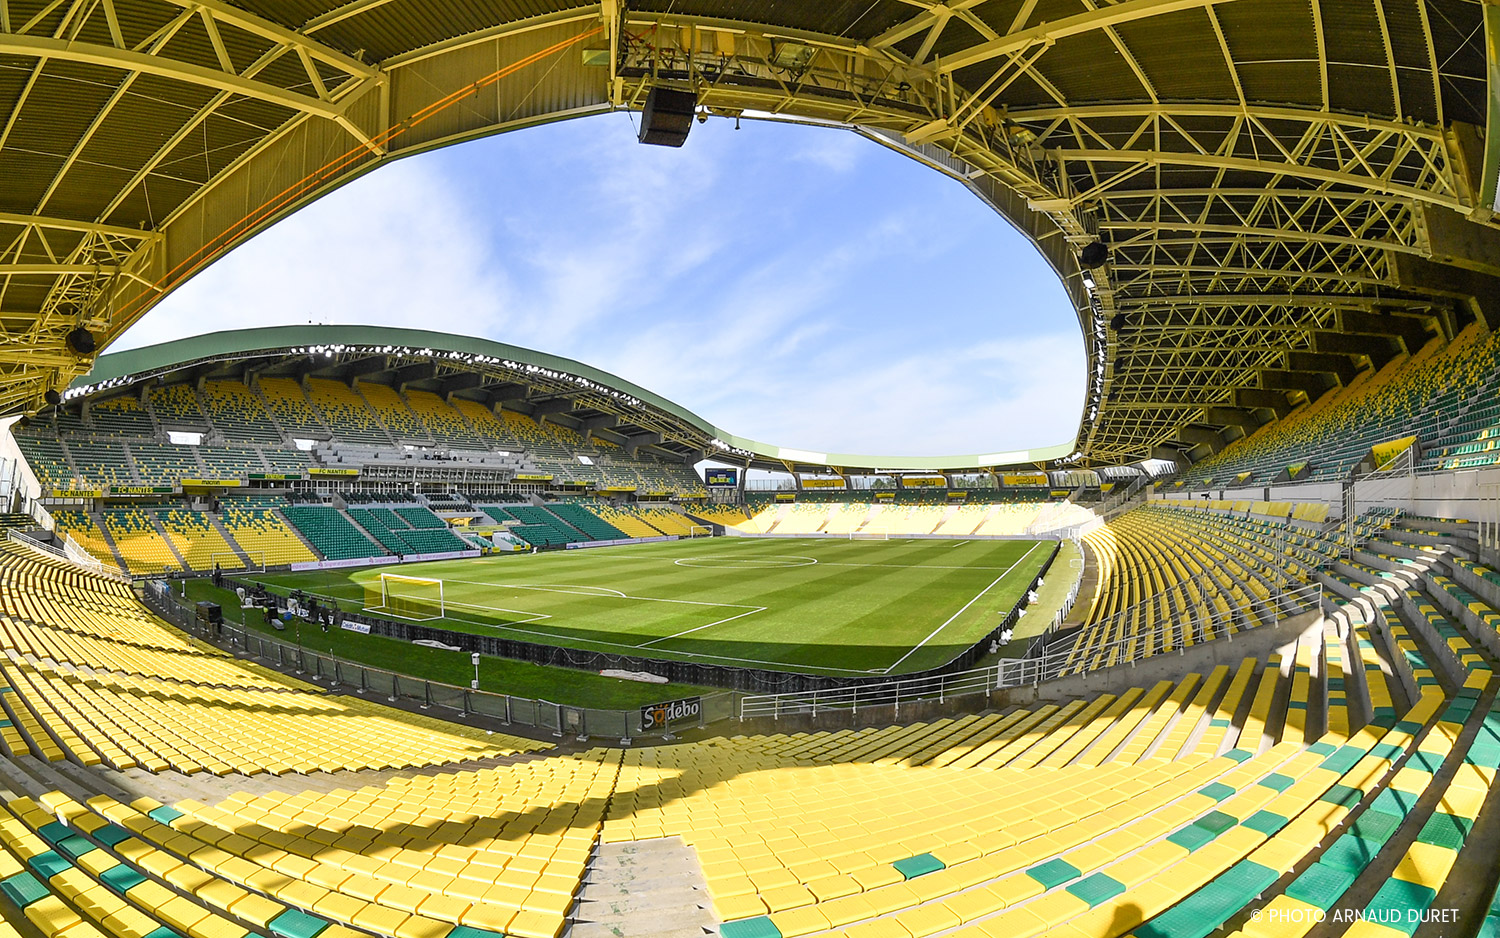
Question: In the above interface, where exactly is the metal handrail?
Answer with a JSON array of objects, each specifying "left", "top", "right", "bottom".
[
  {"left": 6, "top": 528, "right": 131, "bottom": 584},
  {"left": 141, "top": 581, "right": 737, "bottom": 740}
]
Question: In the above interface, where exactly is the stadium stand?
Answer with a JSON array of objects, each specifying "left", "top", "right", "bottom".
[
  {"left": 279, "top": 505, "right": 387, "bottom": 561},
  {"left": 346, "top": 504, "right": 468, "bottom": 556},
  {"left": 146, "top": 382, "right": 204, "bottom": 426},
  {"left": 358, "top": 381, "right": 427, "bottom": 442},
  {"left": 1191, "top": 324, "right": 1500, "bottom": 484},
  {"left": 201, "top": 380, "right": 283, "bottom": 443},
  {"left": 7, "top": 472, "right": 1500, "bottom": 938},
  {"left": 127, "top": 442, "right": 199, "bottom": 485},
  {"left": 306, "top": 379, "right": 391, "bottom": 448},
  {"left": 89, "top": 396, "right": 154, "bottom": 438},
  {"left": 47, "top": 510, "right": 117, "bottom": 569},
  {"left": 0, "top": 540, "right": 542, "bottom": 776},
  {"left": 406, "top": 389, "right": 489, "bottom": 449},
  {"left": 156, "top": 508, "right": 241, "bottom": 571},
  {"left": 257, "top": 377, "right": 326, "bottom": 437},
  {"left": 66, "top": 440, "right": 134, "bottom": 488},
  {"left": 196, "top": 445, "right": 262, "bottom": 478},
  {"left": 633, "top": 506, "right": 702, "bottom": 536},
  {"left": 480, "top": 504, "right": 584, "bottom": 548},
  {"left": 693, "top": 504, "right": 752, "bottom": 529},
  {"left": 547, "top": 501, "right": 627, "bottom": 540},
  {"left": 217, "top": 495, "right": 318, "bottom": 567},
  {"left": 11, "top": 429, "right": 70, "bottom": 488},
  {"left": 588, "top": 503, "right": 664, "bottom": 538},
  {"left": 100, "top": 509, "right": 180, "bottom": 575}
]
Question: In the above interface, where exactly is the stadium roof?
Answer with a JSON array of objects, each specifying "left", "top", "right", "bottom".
[
  {"left": 68, "top": 324, "right": 1074, "bottom": 472},
  {"left": 2, "top": 0, "right": 1496, "bottom": 467}
]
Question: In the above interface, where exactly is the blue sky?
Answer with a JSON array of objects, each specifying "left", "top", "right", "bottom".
[{"left": 118, "top": 114, "right": 1084, "bottom": 457}]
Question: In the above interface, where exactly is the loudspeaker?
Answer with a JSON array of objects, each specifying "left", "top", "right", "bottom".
[
  {"left": 66, "top": 326, "right": 96, "bottom": 355},
  {"left": 44, "top": 389, "right": 60, "bottom": 406},
  {"left": 1080, "top": 241, "right": 1109, "bottom": 268},
  {"left": 638, "top": 87, "right": 696, "bottom": 147}
]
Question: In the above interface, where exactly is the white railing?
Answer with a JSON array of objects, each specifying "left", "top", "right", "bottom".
[
  {"left": 739, "top": 581, "right": 1323, "bottom": 720},
  {"left": 7, "top": 527, "right": 63, "bottom": 559},
  {"left": 63, "top": 532, "right": 130, "bottom": 582},
  {"left": 6, "top": 528, "right": 131, "bottom": 583}
]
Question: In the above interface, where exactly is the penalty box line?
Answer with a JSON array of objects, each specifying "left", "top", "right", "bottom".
[
  {"left": 880, "top": 541, "right": 1046, "bottom": 675},
  {"left": 426, "top": 609, "right": 876, "bottom": 675},
  {"left": 298, "top": 575, "right": 868, "bottom": 676},
  {"left": 438, "top": 576, "right": 768, "bottom": 644}
]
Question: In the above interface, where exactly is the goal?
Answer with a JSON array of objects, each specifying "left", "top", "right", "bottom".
[
  {"left": 365, "top": 573, "right": 445, "bottom": 621},
  {"left": 849, "top": 528, "right": 890, "bottom": 540},
  {"left": 686, "top": 525, "right": 712, "bottom": 538}
]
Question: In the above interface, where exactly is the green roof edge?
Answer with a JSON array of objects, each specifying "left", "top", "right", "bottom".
[{"left": 72, "top": 325, "right": 1076, "bottom": 471}]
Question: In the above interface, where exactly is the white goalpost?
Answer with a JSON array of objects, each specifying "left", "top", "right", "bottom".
[
  {"left": 849, "top": 527, "right": 890, "bottom": 540},
  {"left": 365, "top": 573, "right": 445, "bottom": 621},
  {"left": 686, "top": 525, "right": 712, "bottom": 538}
]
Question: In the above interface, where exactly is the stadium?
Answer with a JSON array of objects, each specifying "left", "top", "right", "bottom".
[{"left": 2, "top": 2, "right": 1500, "bottom": 938}]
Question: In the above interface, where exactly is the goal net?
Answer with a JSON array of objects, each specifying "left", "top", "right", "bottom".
[
  {"left": 686, "top": 525, "right": 712, "bottom": 538},
  {"left": 365, "top": 573, "right": 445, "bottom": 621},
  {"left": 850, "top": 528, "right": 889, "bottom": 540}
]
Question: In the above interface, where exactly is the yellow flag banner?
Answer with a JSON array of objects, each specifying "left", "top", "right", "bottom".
[
  {"left": 1371, "top": 435, "right": 1418, "bottom": 470},
  {"left": 801, "top": 478, "right": 846, "bottom": 489},
  {"left": 1002, "top": 473, "right": 1048, "bottom": 486},
  {"left": 901, "top": 477, "right": 946, "bottom": 488},
  {"left": 51, "top": 488, "right": 103, "bottom": 499}
]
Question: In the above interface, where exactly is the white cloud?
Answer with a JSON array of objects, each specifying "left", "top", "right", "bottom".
[
  {"left": 684, "top": 332, "right": 1085, "bottom": 457},
  {"left": 116, "top": 158, "right": 508, "bottom": 351},
  {"left": 111, "top": 114, "right": 1085, "bottom": 458},
  {"left": 788, "top": 128, "right": 867, "bottom": 173}
]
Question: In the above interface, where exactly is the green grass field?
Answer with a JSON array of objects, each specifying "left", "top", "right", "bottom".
[
  {"left": 251, "top": 536, "right": 1051, "bottom": 677},
  {"left": 183, "top": 579, "right": 714, "bottom": 709}
]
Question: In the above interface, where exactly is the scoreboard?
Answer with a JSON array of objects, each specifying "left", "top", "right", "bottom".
[{"left": 705, "top": 468, "right": 739, "bottom": 487}]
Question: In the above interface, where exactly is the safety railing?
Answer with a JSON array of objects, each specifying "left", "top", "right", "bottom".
[
  {"left": 6, "top": 528, "right": 131, "bottom": 584},
  {"left": 141, "top": 580, "right": 737, "bottom": 741},
  {"left": 739, "top": 581, "right": 1323, "bottom": 720}
]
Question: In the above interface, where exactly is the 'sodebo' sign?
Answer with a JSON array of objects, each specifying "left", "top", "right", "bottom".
[{"left": 640, "top": 697, "right": 701, "bottom": 732}]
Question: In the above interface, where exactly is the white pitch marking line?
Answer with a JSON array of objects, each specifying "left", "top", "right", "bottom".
[
  {"left": 438, "top": 577, "right": 761, "bottom": 612},
  {"left": 637, "top": 605, "right": 768, "bottom": 647},
  {"left": 426, "top": 613, "right": 874, "bottom": 675},
  {"left": 673, "top": 556, "right": 818, "bottom": 569},
  {"left": 267, "top": 581, "right": 825, "bottom": 669},
  {"left": 880, "top": 541, "right": 1045, "bottom": 675},
  {"left": 442, "top": 599, "right": 553, "bottom": 625}
]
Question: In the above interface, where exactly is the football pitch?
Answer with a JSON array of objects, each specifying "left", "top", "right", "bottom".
[{"left": 253, "top": 537, "right": 1052, "bottom": 677}]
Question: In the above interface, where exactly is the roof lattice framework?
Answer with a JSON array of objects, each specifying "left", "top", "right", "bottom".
[{"left": 1, "top": 0, "right": 1493, "bottom": 467}]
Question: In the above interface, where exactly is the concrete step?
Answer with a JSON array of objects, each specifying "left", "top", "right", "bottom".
[{"left": 573, "top": 837, "right": 717, "bottom": 936}]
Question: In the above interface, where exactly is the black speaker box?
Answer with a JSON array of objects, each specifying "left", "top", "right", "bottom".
[{"left": 639, "top": 87, "right": 696, "bottom": 147}]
